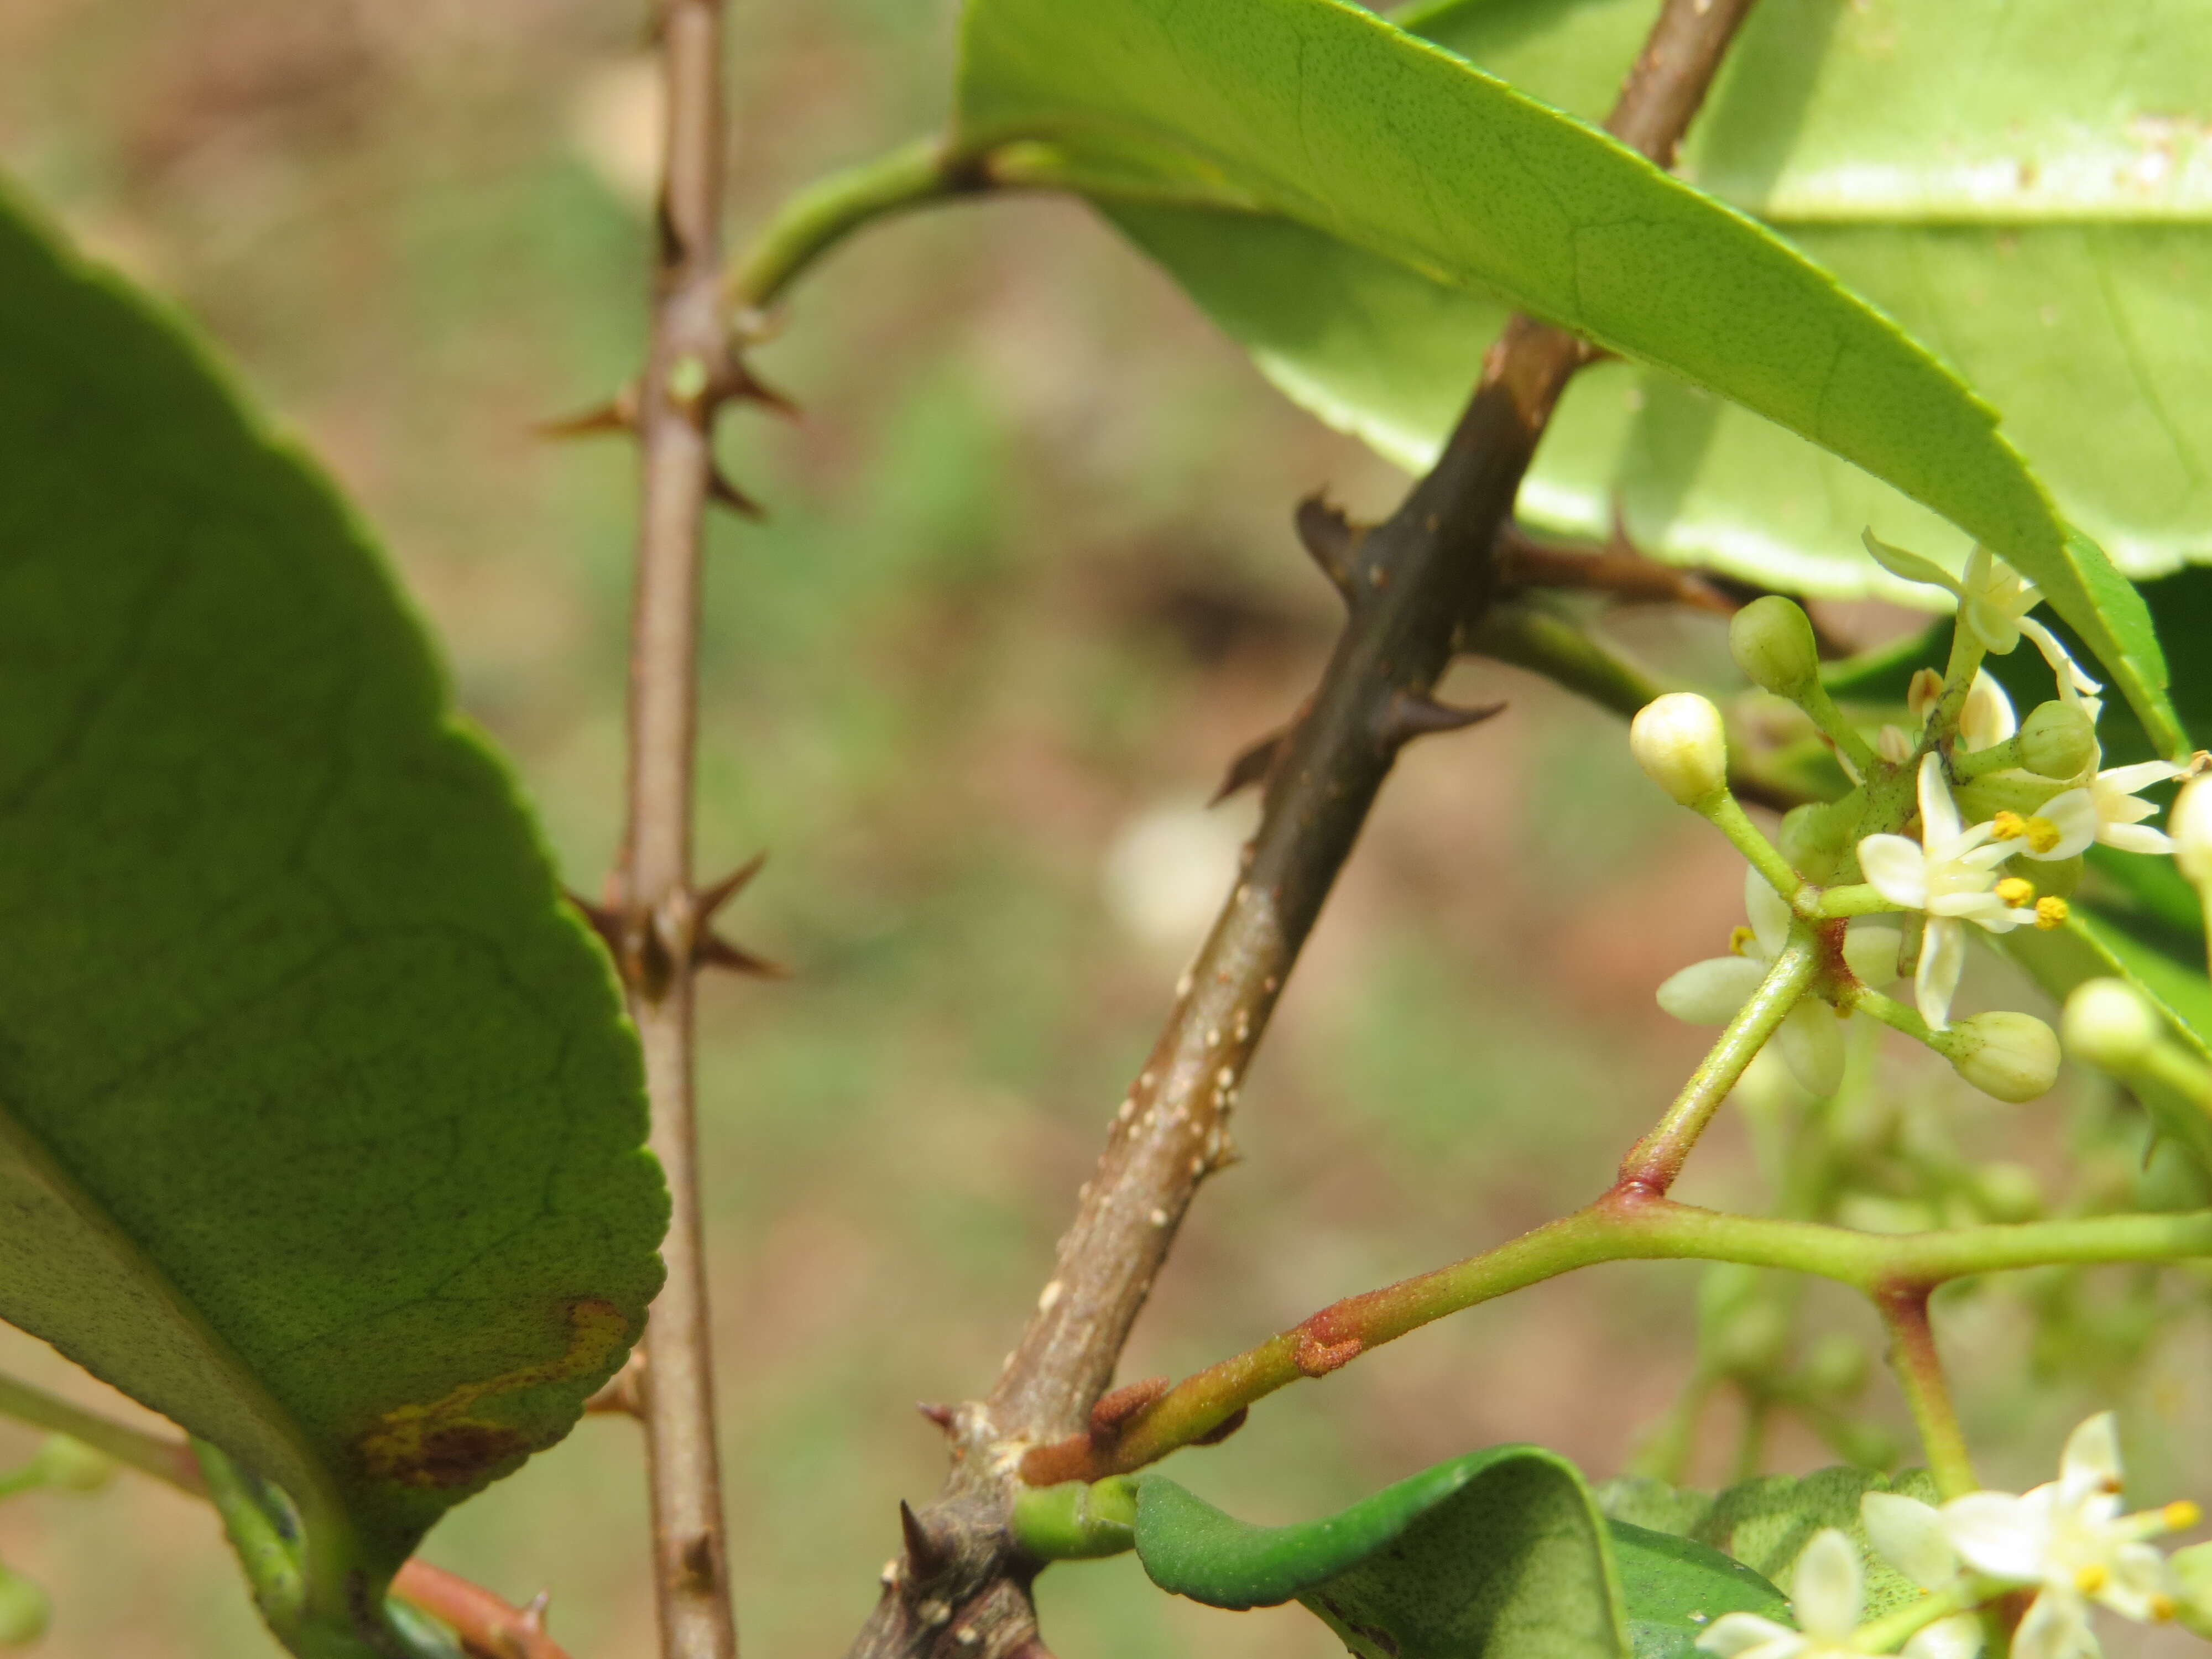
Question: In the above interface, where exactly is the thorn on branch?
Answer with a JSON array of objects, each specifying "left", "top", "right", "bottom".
[
  {"left": 707, "top": 465, "right": 765, "bottom": 520},
  {"left": 535, "top": 383, "right": 640, "bottom": 440},
  {"left": 1377, "top": 691, "right": 1505, "bottom": 749},
  {"left": 693, "top": 853, "right": 791, "bottom": 978},
  {"left": 916, "top": 1401, "right": 957, "bottom": 1435},
  {"left": 1211, "top": 727, "right": 1289, "bottom": 806},
  {"left": 1295, "top": 493, "right": 1364, "bottom": 602},
  {"left": 583, "top": 1352, "right": 646, "bottom": 1418},
  {"left": 899, "top": 1499, "right": 956, "bottom": 1583}
]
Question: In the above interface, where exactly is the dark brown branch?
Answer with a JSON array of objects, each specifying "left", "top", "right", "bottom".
[
  {"left": 1494, "top": 518, "right": 1738, "bottom": 614},
  {"left": 613, "top": 2, "right": 746, "bottom": 1656},
  {"left": 845, "top": 3, "right": 1761, "bottom": 1653}
]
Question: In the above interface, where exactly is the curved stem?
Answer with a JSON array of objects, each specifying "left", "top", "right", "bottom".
[
  {"left": 1877, "top": 1287, "right": 1978, "bottom": 1500},
  {"left": 0, "top": 1371, "right": 205, "bottom": 1494},
  {"left": 1619, "top": 937, "right": 1818, "bottom": 1193},
  {"left": 728, "top": 136, "right": 993, "bottom": 313},
  {"left": 1021, "top": 1198, "right": 2212, "bottom": 1483}
]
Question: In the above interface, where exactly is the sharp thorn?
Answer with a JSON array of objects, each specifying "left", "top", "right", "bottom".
[
  {"left": 1294, "top": 493, "right": 1362, "bottom": 600},
  {"left": 1380, "top": 691, "right": 1506, "bottom": 748},
  {"left": 917, "top": 1401, "right": 956, "bottom": 1433},
  {"left": 695, "top": 930, "right": 792, "bottom": 979},
  {"left": 518, "top": 1592, "right": 551, "bottom": 1634},
  {"left": 535, "top": 384, "right": 638, "bottom": 440},
  {"left": 899, "top": 1500, "right": 953, "bottom": 1580},
  {"left": 707, "top": 465, "right": 765, "bottom": 519},
  {"left": 1211, "top": 727, "right": 1288, "bottom": 806},
  {"left": 564, "top": 890, "right": 623, "bottom": 954},
  {"left": 696, "top": 853, "right": 768, "bottom": 922},
  {"left": 733, "top": 365, "right": 800, "bottom": 420}
]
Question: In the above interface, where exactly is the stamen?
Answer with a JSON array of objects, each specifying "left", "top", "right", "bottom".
[
  {"left": 2076, "top": 1564, "right": 2110, "bottom": 1594},
  {"left": 1728, "top": 926, "right": 1757, "bottom": 957},
  {"left": 1992, "top": 811, "right": 2028, "bottom": 841},
  {"left": 2166, "top": 1500, "right": 2203, "bottom": 1532},
  {"left": 2026, "top": 816, "right": 2063, "bottom": 854},
  {"left": 2152, "top": 1595, "right": 2179, "bottom": 1623},
  {"left": 2036, "top": 896, "right": 2070, "bottom": 930},
  {"left": 1996, "top": 877, "right": 2036, "bottom": 906}
]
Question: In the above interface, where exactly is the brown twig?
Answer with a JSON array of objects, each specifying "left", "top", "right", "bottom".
[
  {"left": 1494, "top": 517, "right": 1739, "bottom": 614},
  {"left": 843, "top": 2, "right": 1763, "bottom": 1654},
  {"left": 609, "top": 2, "right": 750, "bottom": 1656}
]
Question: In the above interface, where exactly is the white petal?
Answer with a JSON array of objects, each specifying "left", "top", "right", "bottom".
[
  {"left": 1864, "top": 529, "right": 1965, "bottom": 597},
  {"left": 2099, "top": 760, "right": 2180, "bottom": 796},
  {"left": 1860, "top": 836, "right": 1931, "bottom": 909},
  {"left": 1863, "top": 1491, "right": 1958, "bottom": 1591},
  {"left": 1917, "top": 917, "right": 1967, "bottom": 1031},
  {"left": 1658, "top": 957, "right": 1768, "bottom": 1025},
  {"left": 1903, "top": 1614, "right": 1985, "bottom": 1659},
  {"left": 2101, "top": 822, "right": 2173, "bottom": 855},
  {"left": 1745, "top": 864, "right": 1794, "bottom": 958},
  {"left": 2030, "top": 790, "right": 2098, "bottom": 861},
  {"left": 1791, "top": 1528, "right": 1865, "bottom": 1640},
  {"left": 1919, "top": 754, "right": 1963, "bottom": 844},
  {"left": 2097, "top": 1543, "right": 2175, "bottom": 1623},
  {"left": 1777, "top": 1001, "right": 1846, "bottom": 1097},
  {"left": 1960, "top": 671, "right": 2018, "bottom": 751},
  {"left": 1843, "top": 924, "right": 1902, "bottom": 988},
  {"left": 2060, "top": 1413, "right": 2123, "bottom": 1499},
  {"left": 1966, "top": 594, "right": 2023, "bottom": 655},
  {"left": 1943, "top": 1492, "right": 2048, "bottom": 1582},
  {"left": 2013, "top": 1589, "right": 2098, "bottom": 1659},
  {"left": 1698, "top": 1615, "right": 1801, "bottom": 1659},
  {"left": 2020, "top": 617, "right": 2103, "bottom": 700}
]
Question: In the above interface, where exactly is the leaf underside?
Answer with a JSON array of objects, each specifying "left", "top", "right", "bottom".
[
  {"left": 955, "top": 0, "right": 2181, "bottom": 751},
  {"left": 0, "top": 187, "right": 667, "bottom": 1578}
]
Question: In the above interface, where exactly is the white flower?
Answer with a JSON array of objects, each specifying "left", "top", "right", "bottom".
[
  {"left": 1858, "top": 754, "right": 2035, "bottom": 1029},
  {"left": 1864, "top": 534, "right": 2041, "bottom": 656},
  {"left": 1997, "top": 761, "right": 2183, "bottom": 861},
  {"left": 2175, "top": 774, "right": 2212, "bottom": 889},
  {"left": 1699, "top": 1528, "right": 1979, "bottom": 1659},
  {"left": 1938, "top": 1415, "right": 2195, "bottom": 1659},
  {"left": 1657, "top": 868, "right": 1899, "bottom": 1095},
  {"left": 1907, "top": 669, "right": 2013, "bottom": 754}
]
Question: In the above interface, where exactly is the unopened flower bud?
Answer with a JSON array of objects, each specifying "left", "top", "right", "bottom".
[
  {"left": 1778, "top": 799, "right": 1856, "bottom": 884},
  {"left": 29, "top": 1435, "right": 112, "bottom": 1493},
  {"left": 0, "top": 1566, "right": 48, "bottom": 1647},
  {"left": 1631, "top": 693, "right": 1728, "bottom": 806},
  {"left": 2063, "top": 978, "right": 2162, "bottom": 1071},
  {"left": 2018, "top": 701, "right": 2098, "bottom": 780},
  {"left": 1729, "top": 597, "right": 1822, "bottom": 698},
  {"left": 2174, "top": 775, "right": 2212, "bottom": 889},
  {"left": 1946, "top": 1010, "right": 2062, "bottom": 1102}
]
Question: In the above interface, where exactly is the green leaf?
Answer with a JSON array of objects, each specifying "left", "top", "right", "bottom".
[
  {"left": 954, "top": 0, "right": 2181, "bottom": 751},
  {"left": 1128, "top": 1446, "right": 1787, "bottom": 1659},
  {"left": 1687, "top": 1466, "right": 1940, "bottom": 1623},
  {"left": 0, "top": 183, "right": 667, "bottom": 1615}
]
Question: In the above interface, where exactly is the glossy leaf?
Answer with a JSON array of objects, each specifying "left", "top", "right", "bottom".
[
  {"left": 954, "top": 0, "right": 2180, "bottom": 750},
  {"left": 0, "top": 186, "right": 666, "bottom": 1610},
  {"left": 1129, "top": 1446, "right": 1787, "bottom": 1659}
]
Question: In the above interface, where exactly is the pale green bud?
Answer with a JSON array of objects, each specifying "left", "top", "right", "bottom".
[
  {"left": 2171, "top": 1541, "right": 2212, "bottom": 1640},
  {"left": 1971, "top": 1160, "right": 2045, "bottom": 1223},
  {"left": 1778, "top": 798, "right": 1856, "bottom": 884},
  {"left": 1947, "top": 1010, "right": 2062, "bottom": 1103},
  {"left": 2174, "top": 776, "right": 2212, "bottom": 889},
  {"left": 1630, "top": 693, "right": 1728, "bottom": 806},
  {"left": 1729, "top": 597, "right": 1821, "bottom": 698},
  {"left": 2062, "top": 978, "right": 2162, "bottom": 1071},
  {"left": 29, "top": 1436, "right": 112, "bottom": 1494},
  {"left": 0, "top": 1566, "right": 47, "bottom": 1647},
  {"left": 2017, "top": 700, "right": 2098, "bottom": 780}
]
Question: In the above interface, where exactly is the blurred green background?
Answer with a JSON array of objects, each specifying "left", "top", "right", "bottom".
[{"left": 3, "top": 2, "right": 2209, "bottom": 1656}]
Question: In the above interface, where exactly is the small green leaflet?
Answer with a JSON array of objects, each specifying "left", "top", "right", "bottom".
[
  {"left": 1126, "top": 1446, "right": 1788, "bottom": 1659},
  {"left": 952, "top": 0, "right": 2181, "bottom": 754},
  {"left": 0, "top": 184, "right": 666, "bottom": 1636}
]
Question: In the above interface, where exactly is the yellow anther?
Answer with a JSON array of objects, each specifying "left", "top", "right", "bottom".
[
  {"left": 1992, "top": 811, "right": 2029, "bottom": 841},
  {"left": 2165, "top": 1500, "right": 2203, "bottom": 1532},
  {"left": 2076, "top": 1564, "right": 2110, "bottom": 1594},
  {"left": 2026, "top": 816, "right": 2063, "bottom": 854},
  {"left": 2152, "top": 1595, "right": 2179, "bottom": 1623},
  {"left": 1996, "top": 877, "right": 2036, "bottom": 906},
  {"left": 1729, "top": 926, "right": 1758, "bottom": 957},
  {"left": 2036, "top": 896, "right": 2070, "bottom": 930}
]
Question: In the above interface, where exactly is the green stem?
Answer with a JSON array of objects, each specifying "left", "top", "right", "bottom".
[
  {"left": 1949, "top": 737, "right": 2027, "bottom": 784},
  {"left": 1876, "top": 1290, "right": 1978, "bottom": 1500},
  {"left": 1818, "top": 884, "right": 1910, "bottom": 920},
  {"left": 2137, "top": 1038, "right": 2212, "bottom": 1113},
  {"left": 1851, "top": 984, "right": 1950, "bottom": 1056},
  {"left": 1021, "top": 1198, "right": 2212, "bottom": 1483},
  {"left": 0, "top": 1370, "right": 204, "bottom": 1494},
  {"left": 728, "top": 135, "right": 993, "bottom": 312},
  {"left": 1699, "top": 791, "right": 1808, "bottom": 904},
  {"left": 1850, "top": 1578, "right": 2000, "bottom": 1653},
  {"left": 1620, "top": 937, "right": 1818, "bottom": 1191},
  {"left": 1798, "top": 679, "right": 1879, "bottom": 777}
]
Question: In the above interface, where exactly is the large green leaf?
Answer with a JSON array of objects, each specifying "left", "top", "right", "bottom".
[
  {"left": 0, "top": 187, "right": 666, "bottom": 1619},
  {"left": 954, "top": 0, "right": 2179, "bottom": 752},
  {"left": 1683, "top": 1466, "right": 1939, "bottom": 1622},
  {"left": 1128, "top": 1447, "right": 1787, "bottom": 1659}
]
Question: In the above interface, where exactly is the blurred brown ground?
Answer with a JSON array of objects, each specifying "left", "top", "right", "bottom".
[{"left": 3, "top": 2, "right": 2206, "bottom": 1656}]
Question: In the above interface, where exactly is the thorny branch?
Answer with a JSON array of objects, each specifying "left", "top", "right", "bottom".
[{"left": 847, "top": 2, "right": 1765, "bottom": 1655}]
